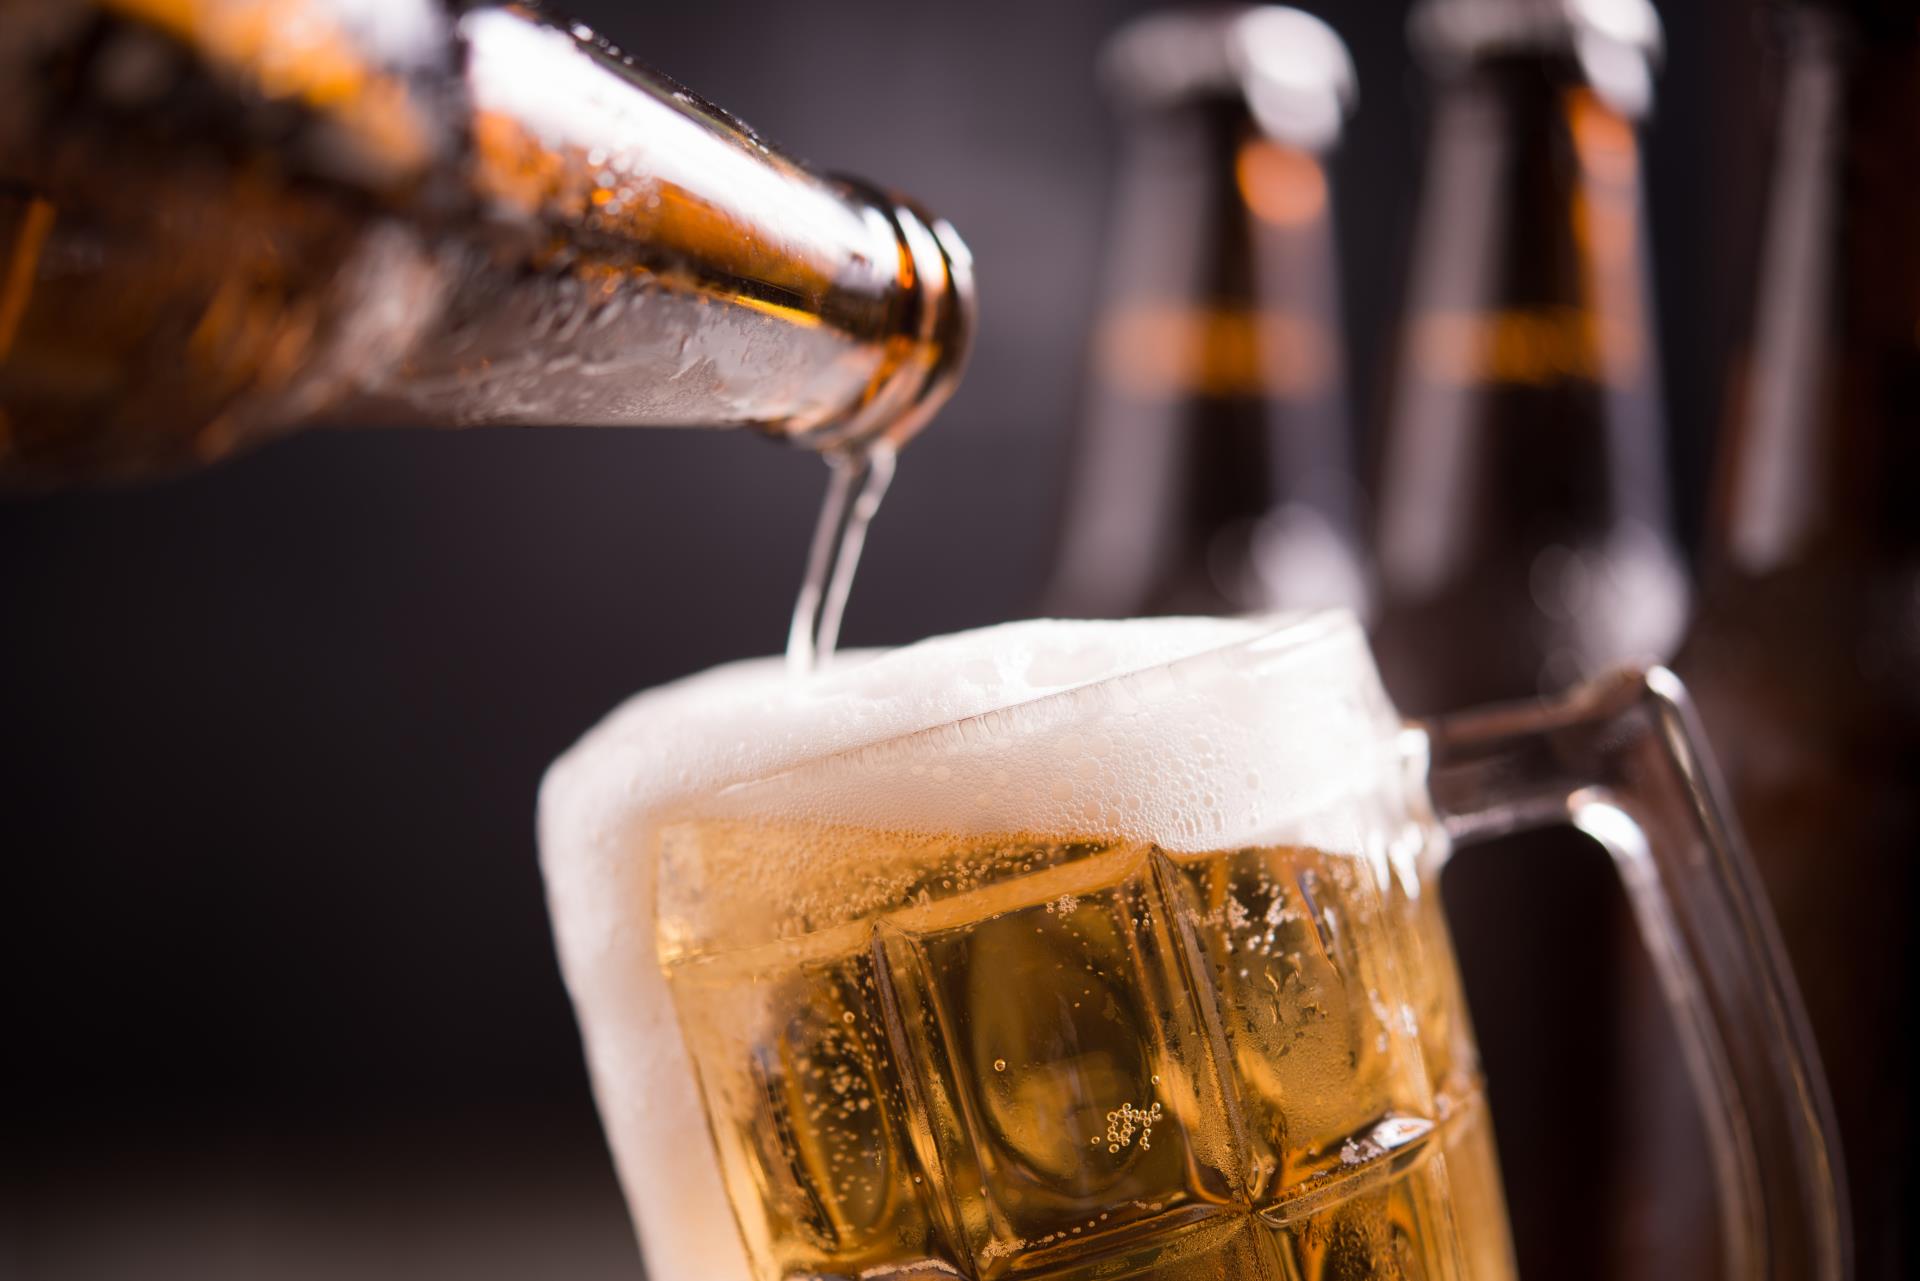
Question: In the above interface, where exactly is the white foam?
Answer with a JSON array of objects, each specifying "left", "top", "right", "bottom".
[{"left": 536, "top": 612, "right": 1405, "bottom": 1281}]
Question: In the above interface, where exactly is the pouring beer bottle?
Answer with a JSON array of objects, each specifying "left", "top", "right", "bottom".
[
  {"left": 1046, "top": 7, "right": 1369, "bottom": 619},
  {"left": 1370, "top": 1, "right": 1692, "bottom": 1276},
  {"left": 1680, "top": 4, "right": 1920, "bottom": 1276},
  {"left": 0, "top": 0, "right": 972, "bottom": 484}
]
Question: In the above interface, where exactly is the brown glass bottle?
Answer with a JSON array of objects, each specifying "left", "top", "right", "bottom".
[
  {"left": 1046, "top": 7, "right": 1368, "bottom": 619},
  {"left": 0, "top": 0, "right": 971, "bottom": 485},
  {"left": 1370, "top": 2, "right": 1692, "bottom": 1278},
  {"left": 1679, "top": 5, "right": 1920, "bottom": 1277},
  {"left": 1374, "top": 2, "right": 1686, "bottom": 708}
]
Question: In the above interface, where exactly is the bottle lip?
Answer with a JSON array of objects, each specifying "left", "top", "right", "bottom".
[
  {"left": 1411, "top": 0, "right": 1663, "bottom": 60},
  {"left": 1101, "top": 6, "right": 1357, "bottom": 151},
  {"left": 1410, "top": 0, "right": 1663, "bottom": 116},
  {"left": 797, "top": 191, "right": 976, "bottom": 455}
]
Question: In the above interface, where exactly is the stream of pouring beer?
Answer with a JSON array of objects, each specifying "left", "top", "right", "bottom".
[{"left": 786, "top": 443, "right": 897, "bottom": 675}]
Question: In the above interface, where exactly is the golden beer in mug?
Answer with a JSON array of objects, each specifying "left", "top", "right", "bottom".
[{"left": 540, "top": 615, "right": 1845, "bottom": 1281}]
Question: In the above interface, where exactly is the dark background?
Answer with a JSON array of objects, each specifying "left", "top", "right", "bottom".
[{"left": 7, "top": 1, "right": 1774, "bottom": 1276}]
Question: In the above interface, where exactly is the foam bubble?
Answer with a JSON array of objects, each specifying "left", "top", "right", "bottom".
[{"left": 536, "top": 612, "right": 1404, "bottom": 1281}]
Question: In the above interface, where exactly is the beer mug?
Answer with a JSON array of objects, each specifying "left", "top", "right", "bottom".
[{"left": 540, "top": 614, "right": 1845, "bottom": 1281}]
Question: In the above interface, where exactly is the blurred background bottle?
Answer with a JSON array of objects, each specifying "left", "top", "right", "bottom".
[
  {"left": 0, "top": 0, "right": 971, "bottom": 485},
  {"left": 1374, "top": 0, "right": 1686, "bottom": 706},
  {"left": 1370, "top": 1, "right": 1695, "bottom": 1277},
  {"left": 1680, "top": 3, "right": 1920, "bottom": 1276},
  {"left": 1046, "top": 6, "right": 1369, "bottom": 619}
]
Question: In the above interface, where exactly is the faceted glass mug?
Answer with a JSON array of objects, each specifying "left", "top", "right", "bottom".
[{"left": 539, "top": 614, "right": 1846, "bottom": 1281}]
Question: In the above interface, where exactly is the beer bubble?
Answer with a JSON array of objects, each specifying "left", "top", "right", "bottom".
[{"left": 993, "top": 1058, "right": 1007, "bottom": 1072}]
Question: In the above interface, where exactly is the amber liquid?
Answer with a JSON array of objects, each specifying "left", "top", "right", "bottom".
[
  {"left": 658, "top": 825, "right": 1516, "bottom": 1281},
  {"left": 787, "top": 443, "right": 896, "bottom": 674}
]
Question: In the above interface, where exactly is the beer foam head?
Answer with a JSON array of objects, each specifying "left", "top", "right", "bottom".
[{"left": 537, "top": 612, "right": 1408, "bottom": 1281}]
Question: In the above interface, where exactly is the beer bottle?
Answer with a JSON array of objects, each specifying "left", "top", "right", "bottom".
[
  {"left": 1374, "top": 0, "right": 1686, "bottom": 709},
  {"left": 1046, "top": 7, "right": 1368, "bottom": 619},
  {"left": 1371, "top": 2, "right": 1691, "bottom": 1277},
  {"left": 0, "top": 0, "right": 971, "bottom": 484},
  {"left": 1680, "top": 4, "right": 1920, "bottom": 1276}
]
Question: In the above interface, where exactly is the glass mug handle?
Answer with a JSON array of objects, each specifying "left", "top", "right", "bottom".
[{"left": 1416, "top": 667, "right": 1850, "bottom": 1281}]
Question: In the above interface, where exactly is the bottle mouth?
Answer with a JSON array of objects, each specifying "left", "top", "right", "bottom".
[
  {"left": 1100, "top": 6, "right": 1358, "bottom": 151},
  {"left": 1409, "top": 0, "right": 1664, "bottom": 117},
  {"left": 1411, "top": 0, "right": 1663, "bottom": 59},
  {"left": 792, "top": 191, "right": 976, "bottom": 455}
]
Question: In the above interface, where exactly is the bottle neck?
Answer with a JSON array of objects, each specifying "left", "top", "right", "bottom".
[
  {"left": 1093, "top": 101, "right": 1347, "bottom": 413},
  {"left": 1709, "top": 15, "right": 1920, "bottom": 578},
  {"left": 1380, "top": 56, "right": 1676, "bottom": 583},
  {"left": 1054, "top": 98, "right": 1364, "bottom": 617}
]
